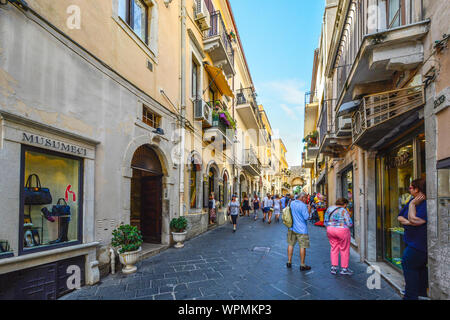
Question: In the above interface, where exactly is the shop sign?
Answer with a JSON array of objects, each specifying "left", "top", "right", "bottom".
[
  {"left": 22, "top": 133, "right": 87, "bottom": 156},
  {"left": 386, "top": 151, "right": 411, "bottom": 169}
]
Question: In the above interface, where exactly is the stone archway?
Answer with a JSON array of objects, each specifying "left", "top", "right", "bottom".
[
  {"left": 130, "top": 145, "right": 163, "bottom": 243},
  {"left": 121, "top": 134, "right": 174, "bottom": 245}
]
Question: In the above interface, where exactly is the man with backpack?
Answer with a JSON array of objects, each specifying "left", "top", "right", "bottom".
[{"left": 286, "top": 193, "right": 312, "bottom": 271}]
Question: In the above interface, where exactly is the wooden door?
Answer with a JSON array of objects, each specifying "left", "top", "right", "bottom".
[{"left": 141, "top": 175, "right": 162, "bottom": 243}]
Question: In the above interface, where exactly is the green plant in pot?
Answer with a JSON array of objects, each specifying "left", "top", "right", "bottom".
[
  {"left": 111, "top": 224, "right": 143, "bottom": 274},
  {"left": 170, "top": 216, "right": 188, "bottom": 248}
]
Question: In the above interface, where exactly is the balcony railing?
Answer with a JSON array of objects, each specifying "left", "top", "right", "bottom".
[
  {"left": 243, "top": 148, "right": 262, "bottom": 176},
  {"left": 352, "top": 85, "right": 425, "bottom": 143},
  {"left": 236, "top": 88, "right": 258, "bottom": 107},
  {"left": 204, "top": 11, "right": 234, "bottom": 67}
]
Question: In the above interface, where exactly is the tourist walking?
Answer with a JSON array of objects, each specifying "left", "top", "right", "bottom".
[
  {"left": 241, "top": 194, "right": 251, "bottom": 217},
  {"left": 286, "top": 193, "right": 311, "bottom": 271},
  {"left": 397, "top": 178, "right": 428, "bottom": 300},
  {"left": 267, "top": 195, "right": 275, "bottom": 224},
  {"left": 208, "top": 193, "right": 217, "bottom": 225},
  {"left": 262, "top": 193, "right": 272, "bottom": 223},
  {"left": 273, "top": 195, "right": 281, "bottom": 223},
  {"left": 252, "top": 194, "right": 260, "bottom": 221},
  {"left": 228, "top": 194, "right": 242, "bottom": 233},
  {"left": 324, "top": 198, "right": 353, "bottom": 275}
]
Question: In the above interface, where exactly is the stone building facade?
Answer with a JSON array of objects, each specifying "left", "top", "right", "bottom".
[{"left": 303, "top": 0, "right": 449, "bottom": 299}]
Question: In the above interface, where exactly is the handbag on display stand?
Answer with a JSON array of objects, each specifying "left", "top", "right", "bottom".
[{"left": 24, "top": 174, "right": 53, "bottom": 205}]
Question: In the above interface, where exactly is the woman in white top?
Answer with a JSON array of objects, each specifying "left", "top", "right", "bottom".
[
  {"left": 273, "top": 195, "right": 282, "bottom": 223},
  {"left": 266, "top": 196, "right": 274, "bottom": 224}
]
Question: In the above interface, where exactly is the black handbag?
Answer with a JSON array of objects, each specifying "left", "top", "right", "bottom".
[
  {"left": 52, "top": 198, "right": 71, "bottom": 217},
  {"left": 24, "top": 174, "right": 52, "bottom": 205}
]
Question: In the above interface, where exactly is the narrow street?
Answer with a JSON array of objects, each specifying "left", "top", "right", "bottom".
[{"left": 62, "top": 215, "right": 401, "bottom": 300}]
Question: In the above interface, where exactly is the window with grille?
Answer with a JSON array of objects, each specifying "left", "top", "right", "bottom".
[{"left": 142, "top": 105, "right": 161, "bottom": 129}]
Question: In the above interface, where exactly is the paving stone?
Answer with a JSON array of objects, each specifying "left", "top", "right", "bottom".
[
  {"left": 135, "top": 287, "right": 159, "bottom": 298},
  {"left": 154, "top": 293, "right": 174, "bottom": 300},
  {"left": 174, "top": 288, "right": 203, "bottom": 300}
]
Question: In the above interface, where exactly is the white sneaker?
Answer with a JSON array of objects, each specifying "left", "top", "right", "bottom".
[
  {"left": 330, "top": 266, "right": 338, "bottom": 275},
  {"left": 340, "top": 268, "right": 354, "bottom": 275}
]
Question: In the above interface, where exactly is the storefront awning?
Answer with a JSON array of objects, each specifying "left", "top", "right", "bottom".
[
  {"left": 204, "top": 64, "right": 234, "bottom": 98},
  {"left": 337, "top": 100, "right": 361, "bottom": 117}
]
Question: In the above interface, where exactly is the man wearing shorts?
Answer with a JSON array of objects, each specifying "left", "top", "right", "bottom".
[
  {"left": 262, "top": 193, "right": 272, "bottom": 222},
  {"left": 286, "top": 193, "right": 312, "bottom": 271}
]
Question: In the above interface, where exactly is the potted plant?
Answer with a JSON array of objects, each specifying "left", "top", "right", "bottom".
[
  {"left": 111, "top": 224, "right": 143, "bottom": 274},
  {"left": 170, "top": 216, "right": 188, "bottom": 248}
]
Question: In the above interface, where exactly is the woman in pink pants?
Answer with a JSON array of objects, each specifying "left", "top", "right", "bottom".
[{"left": 324, "top": 198, "right": 353, "bottom": 275}]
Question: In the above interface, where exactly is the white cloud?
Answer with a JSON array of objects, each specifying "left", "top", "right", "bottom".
[
  {"left": 259, "top": 79, "right": 306, "bottom": 106},
  {"left": 280, "top": 104, "right": 298, "bottom": 121}
]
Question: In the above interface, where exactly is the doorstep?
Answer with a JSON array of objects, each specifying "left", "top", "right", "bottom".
[
  {"left": 139, "top": 243, "right": 170, "bottom": 262},
  {"left": 365, "top": 259, "right": 405, "bottom": 294}
]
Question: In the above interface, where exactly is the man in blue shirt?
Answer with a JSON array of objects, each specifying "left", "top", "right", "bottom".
[
  {"left": 286, "top": 193, "right": 311, "bottom": 271},
  {"left": 281, "top": 194, "right": 288, "bottom": 210}
]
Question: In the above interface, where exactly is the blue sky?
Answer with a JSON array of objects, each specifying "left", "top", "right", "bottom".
[{"left": 229, "top": 0, "right": 325, "bottom": 166}]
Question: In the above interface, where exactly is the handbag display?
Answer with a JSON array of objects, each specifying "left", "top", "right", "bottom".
[
  {"left": 24, "top": 174, "right": 53, "bottom": 205},
  {"left": 51, "top": 198, "right": 71, "bottom": 217}
]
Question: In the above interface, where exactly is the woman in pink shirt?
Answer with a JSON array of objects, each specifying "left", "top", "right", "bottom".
[{"left": 324, "top": 198, "right": 353, "bottom": 275}]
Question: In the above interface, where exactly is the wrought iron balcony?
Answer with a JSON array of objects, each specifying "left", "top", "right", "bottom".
[
  {"left": 203, "top": 11, "right": 235, "bottom": 77},
  {"left": 236, "top": 88, "right": 260, "bottom": 130},
  {"left": 243, "top": 148, "right": 262, "bottom": 177},
  {"left": 352, "top": 85, "right": 425, "bottom": 149}
]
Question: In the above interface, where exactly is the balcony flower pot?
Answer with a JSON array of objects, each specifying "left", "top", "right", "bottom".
[
  {"left": 111, "top": 224, "right": 143, "bottom": 274},
  {"left": 170, "top": 217, "right": 188, "bottom": 249}
]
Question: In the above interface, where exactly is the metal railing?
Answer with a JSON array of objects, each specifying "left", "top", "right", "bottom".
[
  {"left": 204, "top": 11, "right": 235, "bottom": 67},
  {"left": 236, "top": 88, "right": 257, "bottom": 107},
  {"left": 352, "top": 85, "right": 425, "bottom": 143}
]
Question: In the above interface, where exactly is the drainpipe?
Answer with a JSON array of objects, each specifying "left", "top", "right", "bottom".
[
  {"left": 110, "top": 248, "right": 115, "bottom": 275},
  {"left": 179, "top": 0, "right": 186, "bottom": 217}
]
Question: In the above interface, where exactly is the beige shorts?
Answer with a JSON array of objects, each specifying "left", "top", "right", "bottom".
[{"left": 287, "top": 230, "right": 310, "bottom": 248}]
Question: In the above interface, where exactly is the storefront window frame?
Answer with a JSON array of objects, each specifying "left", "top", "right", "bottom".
[
  {"left": 18, "top": 145, "right": 84, "bottom": 256},
  {"left": 340, "top": 165, "right": 355, "bottom": 239},
  {"left": 376, "top": 126, "right": 425, "bottom": 269}
]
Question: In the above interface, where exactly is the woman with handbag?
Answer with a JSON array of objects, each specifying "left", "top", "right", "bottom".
[
  {"left": 252, "top": 194, "right": 260, "bottom": 221},
  {"left": 324, "top": 198, "right": 353, "bottom": 275},
  {"left": 228, "top": 194, "right": 242, "bottom": 233}
]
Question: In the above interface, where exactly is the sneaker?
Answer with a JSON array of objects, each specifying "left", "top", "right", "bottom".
[
  {"left": 330, "top": 266, "right": 338, "bottom": 275},
  {"left": 340, "top": 268, "right": 354, "bottom": 275},
  {"left": 233, "top": 229, "right": 236, "bottom": 233},
  {"left": 300, "top": 265, "right": 312, "bottom": 271},
  {"left": 286, "top": 262, "right": 292, "bottom": 269}
]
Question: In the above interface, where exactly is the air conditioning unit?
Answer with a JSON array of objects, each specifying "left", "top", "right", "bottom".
[
  {"left": 194, "top": 0, "right": 211, "bottom": 31},
  {"left": 336, "top": 116, "right": 352, "bottom": 136},
  {"left": 194, "top": 100, "right": 212, "bottom": 125}
]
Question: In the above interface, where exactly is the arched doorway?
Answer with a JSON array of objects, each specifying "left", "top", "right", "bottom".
[
  {"left": 239, "top": 174, "right": 248, "bottom": 200},
  {"left": 130, "top": 145, "right": 163, "bottom": 244}
]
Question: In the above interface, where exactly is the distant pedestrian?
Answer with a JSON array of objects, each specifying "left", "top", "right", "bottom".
[
  {"left": 286, "top": 193, "right": 311, "bottom": 271},
  {"left": 262, "top": 193, "right": 272, "bottom": 223},
  {"left": 228, "top": 194, "right": 242, "bottom": 233},
  {"left": 242, "top": 194, "right": 251, "bottom": 217},
  {"left": 325, "top": 198, "right": 353, "bottom": 275},
  {"left": 208, "top": 193, "right": 217, "bottom": 225},
  {"left": 252, "top": 194, "right": 261, "bottom": 221},
  {"left": 281, "top": 194, "right": 288, "bottom": 210},
  {"left": 267, "top": 195, "right": 274, "bottom": 224},
  {"left": 397, "top": 178, "right": 428, "bottom": 300},
  {"left": 273, "top": 195, "right": 281, "bottom": 223}
]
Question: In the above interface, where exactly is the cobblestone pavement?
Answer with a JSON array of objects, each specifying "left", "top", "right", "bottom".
[{"left": 62, "top": 213, "right": 401, "bottom": 300}]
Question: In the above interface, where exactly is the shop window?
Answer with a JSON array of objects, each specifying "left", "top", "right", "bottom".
[
  {"left": 21, "top": 146, "right": 82, "bottom": 254},
  {"left": 341, "top": 167, "right": 355, "bottom": 238},
  {"left": 142, "top": 105, "right": 161, "bottom": 129},
  {"left": 0, "top": 239, "right": 12, "bottom": 259},
  {"left": 382, "top": 141, "right": 414, "bottom": 269},
  {"left": 119, "top": 0, "right": 150, "bottom": 44}
]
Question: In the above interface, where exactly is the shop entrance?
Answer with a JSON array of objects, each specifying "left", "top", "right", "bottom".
[{"left": 130, "top": 145, "right": 163, "bottom": 244}]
